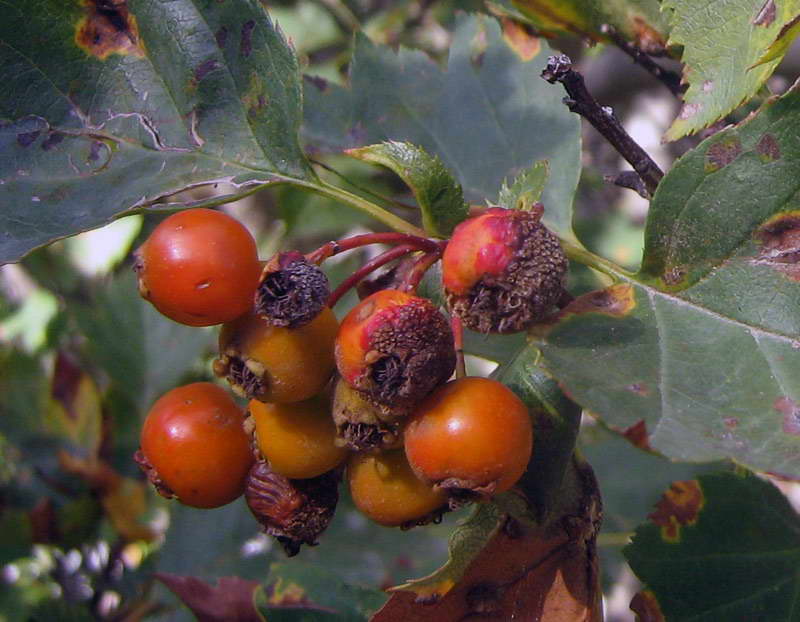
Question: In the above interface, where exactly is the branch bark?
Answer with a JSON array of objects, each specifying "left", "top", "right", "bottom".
[{"left": 541, "top": 54, "right": 664, "bottom": 198}]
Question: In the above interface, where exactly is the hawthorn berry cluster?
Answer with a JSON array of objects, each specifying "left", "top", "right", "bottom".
[{"left": 133, "top": 205, "right": 568, "bottom": 556}]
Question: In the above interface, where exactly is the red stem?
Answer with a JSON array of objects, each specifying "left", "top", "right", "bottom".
[
  {"left": 398, "top": 243, "right": 446, "bottom": 293},
  {"left": 327, "top": 245, "right": 416, "bottom": 308},
  {"left": 307, "top": 232, "right": 440, "bottom": 265},
  {"left": 451, "top": 315, "right": 466, "bottom": 380}
]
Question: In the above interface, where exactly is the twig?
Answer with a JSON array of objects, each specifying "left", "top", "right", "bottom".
[
  {"left": 541, "top": 54, "right": 663, "bottom": 197},
  {"left": 604, "top": 171, "right": 650, "bottom": 199},
  {"left": 601, "top": 24, "right": 685, "bottom": 98}
]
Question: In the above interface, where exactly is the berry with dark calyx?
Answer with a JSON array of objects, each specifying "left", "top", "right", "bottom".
[
  {"left": 335, "top": 289, "right": 455, "bottom": 415},
  {"left": 347, "top": 448, "right": 449, "bottom": 528},
  {"left": 332, "top": 376, "right": 401, "bottom": 452},
  {"left": 133, "top": 208, "right": 261, "bottom": 326},
  {"left": 137, "top": 382, "right": 253, "bottom": 509},
  {"left": 442, "top": 206, "right": 568, "bottom": 334},
  {"left": 404, "top": 377, "right": 533, "bottom": 502},
  {"left": 245, "top": 461, "right": 339, "bottom": 556},
  {"left": 255, "top": 251, "right": 330, "bottom": 328},
  {"left": 250, "top": 396, "right": 348, "bottom": 479},
  {"left": 214, "top": 308, "right": 338, "bottom": 403}
]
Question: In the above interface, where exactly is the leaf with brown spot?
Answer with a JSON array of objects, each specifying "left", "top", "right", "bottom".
[
  {"left": 622, "top": 419, "right": 652, "bottom": 450},
  {"left": 508, "top": 0, "right": 670, "bottom": 53},
  {"left": 373, "top": 458, "right": 602, "bottom": 622},
  {"left": 75, "top": 0, "right": 145, "bottom": 61},
  {"left": 626, "top": 471, "right": 800, "bottom": 620},
  {"left": 663, "top": 0, "right": 800, "bottom": 140},
  {"left": 647, "top": 480, "right": 704, "bottom": 542},
  {"left": 751, "top": 13, "right": 800, "bottom": 68},
  {"left": 0, "top": 0, "right": 312, "bottom": 263},
  {"left": 46, "top": 351, "right": 103, "bottom": 456}
]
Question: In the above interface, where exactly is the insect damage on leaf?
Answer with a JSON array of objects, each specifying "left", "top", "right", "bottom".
[
  {"left": 753, "top": 212, "right": 800, "bottom": 281},
  {"left": 774, "top": 397, "right": 800, "bottom": 436},
  {"left": 75, "top": 0, "right": 144, "bottom": 61},
  {"left": 648, "top": 480, "right": 705, "bottom": 543}
]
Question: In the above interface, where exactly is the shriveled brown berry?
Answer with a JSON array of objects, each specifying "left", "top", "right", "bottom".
[
  {"left": 245, "top": 461, "right": 339, "bottom": 557},
  {"left": 442, "top": 206, "right": 568, "bottom": 333},
  {"left": 255, "top": 251, "right": 330, "bottom": 328},
  {"left": 332, "top": 376, "right": 401, "bottom": 452},
  {"left": 335, "top": 289, "right": 455, "bottom": 414}
]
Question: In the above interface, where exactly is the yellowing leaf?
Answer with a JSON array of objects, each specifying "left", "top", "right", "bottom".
[{"left": 750, "top": 13, "right": 800, "bottom": 68}]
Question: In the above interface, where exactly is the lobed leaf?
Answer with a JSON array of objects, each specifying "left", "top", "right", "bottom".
[
  {"left": 303, "top": 14, "right": 581, "bottom": 241},
  {"left": 0, "top": 0, "right": 311, "bottom": 263},
  {"left": 497, "top": 160, "right": 549, "bottom": 212},
  {"left": 624, "top": 471, "right": 800, "bottom": 620},
  {"left": 641, "top": 82, "right": 800, "bottom": 287},
  {"left": 346, "top": 142, "right": 468, "bottom": 237},
  {"left": 662, "top": 0, "right": 800, "bottom": 140}
]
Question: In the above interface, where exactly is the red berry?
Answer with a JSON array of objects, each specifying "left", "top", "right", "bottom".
[
  {"left": 404, "top": 377, "right": 533, "bottom": 500},
  {"left": 138, "top": 382, "right": 253, "bottom": 509},
  {"left": 134, "top": 208, "right": 261, "bottom": 326}
]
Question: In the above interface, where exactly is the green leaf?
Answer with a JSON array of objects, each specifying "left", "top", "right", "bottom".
[
  {"left": 624, "top": 471, "right": 800, "bottom": 621},
  {"left": 662, "top": 0, "right": 800, "bottom": 141},
  {"left": 72, "top": 271, "right": 213, "bottom": 412},
  {"left": 0, "top": 0, "right": 311, "bottom": 263},
  {"left": 534, "top": 259, "right": 800, "bottom": 475},
  {"left": 389, "top": 502, "right": 504, "bottom": 601},
  {"left": 497, "top": 160, "right": 548, "bottom": 211},
  {"left": 509, "top": 0, "right": 669, "bottom": 53},
  {"left": 752, "top": 14, "right": 800, "bottom": 68},
  {"left": 303, "top": 14, "right": 581, "bottom": 241},
  {"left": 346, "top": 142, "right": 468, "bottom": 237},
  {"left": 493, "top": 346, "right": 582, "bottom": 521},
  {"left": 256, "top": 562, "right": 386, "bottom": 621},
  {"left": 642, "top": 85, "right": 800, "bottom": 288}
]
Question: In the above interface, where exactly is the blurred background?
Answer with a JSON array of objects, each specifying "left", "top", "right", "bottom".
[{"left": 2, "top": 1, "right": 799, "bottom": 619}]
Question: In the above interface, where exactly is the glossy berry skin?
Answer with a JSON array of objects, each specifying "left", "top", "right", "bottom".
[
  {"left": 215, "top": 308, "right": 338, "bottom": 403},
  {"left": 134, "top": 208, "right": 261, "bottom": 326},
  {"left": 404, "top": 377, "right": 532, "bottom": 498},
  {"left": 250, "top": 396, "right": 348, "bottom": 479},
  {"left": 335, "top": 289, "right": 455, "bottom": 414},
  {"left": 140, "top": 382, "right": 253, "bottom": 509},
  {"left": 441, "top": 207, "right": 567, "bottom": 334},
  {"left": 347, "top": 449, "right": 448, "bottom": 527}
]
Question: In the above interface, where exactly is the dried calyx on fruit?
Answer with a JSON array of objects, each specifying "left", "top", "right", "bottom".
[
  {"left": 214, "top": 308, "right": 338, "bottom": 403},
  {"left": 442, "top": 205, "right": 568, "bottom": 334},
  {"left": 255, "top": 251, "right": 330, "bottom": 328},
  {"left": 347, "top": 448, "right": 449, "bottom": 528},
  {"left": 404, "top": 377, "right": 533, "bottom": 503},
  {"left": 335, "top": 289, "right": 456, "bottom": 415},
  {"left": 332, "top": 376, "right": 401, "bottom": 452},
  {"left": 245, "top": 461, "right": 339, "bottom": 557}
]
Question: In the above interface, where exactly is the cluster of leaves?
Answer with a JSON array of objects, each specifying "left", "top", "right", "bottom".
[{"left": 3, "top": 0, "right": 800, "bottom": 619}]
